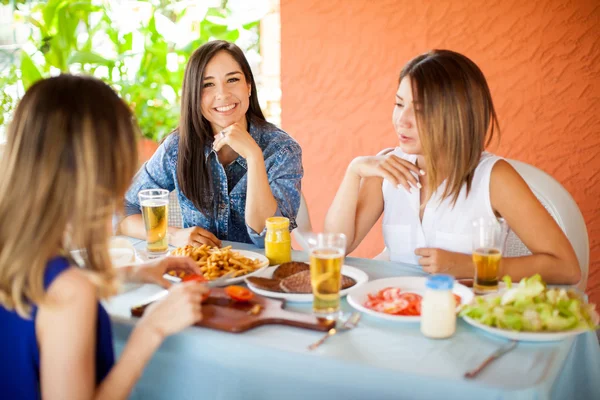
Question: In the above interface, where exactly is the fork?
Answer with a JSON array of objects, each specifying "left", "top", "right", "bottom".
[
  {"left": 464, "top": 340, "right": 518, "bottom": 379},
  {"left": 308, "top": 312, "right": 361, "bottom": 350}
]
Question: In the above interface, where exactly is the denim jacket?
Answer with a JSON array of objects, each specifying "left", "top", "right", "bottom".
[{"left": 124, "top": 121, "right": 303, "bottom": 247}]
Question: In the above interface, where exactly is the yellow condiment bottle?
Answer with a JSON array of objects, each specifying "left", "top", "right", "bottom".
[{"left": 265, "top": 216, "right": 292, "bottom": 266}]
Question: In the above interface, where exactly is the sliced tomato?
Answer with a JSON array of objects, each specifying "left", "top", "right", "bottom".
[
  {"left": 225, "top": 285, "right": 254, "bottom": 302},
  {"left": 181, "top": 274, "right": 207, "bottom": 283},
  {"left": 181, "top": 274, "right": 210, "bottom": 302},
  {"left": 398, "top": 293, "right": 422, "bottom": 302},
  {"left": 381, "top": 287, "right": 403, "bottom": 301},
  {"left": 453, "top": 294, "right": 462, "bottom": 306},
  {"left": 382, "top": 299, "right": 409, "bottom": 314},
  {"left": 363, "top": 287, "right": 423, "bottom": 316}
]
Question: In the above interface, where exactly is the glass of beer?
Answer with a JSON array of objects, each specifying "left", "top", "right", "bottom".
[
  {"left": 307, "top": 233, "right": 346, "bottom": 318},
  {"left": 138, "top": 189, "right": 169, "bottom": 258},
  {"left": 472, "top": 217, "right": 508, "bottom": 294}
]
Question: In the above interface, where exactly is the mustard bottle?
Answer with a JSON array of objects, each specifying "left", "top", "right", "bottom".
[{"left": 265, "top": 217, "right": 292, "bottom": 265}]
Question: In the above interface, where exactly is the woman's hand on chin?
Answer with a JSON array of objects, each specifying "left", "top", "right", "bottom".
[{"left": 213, "top": 122, "right": 261, "bottom": 160}]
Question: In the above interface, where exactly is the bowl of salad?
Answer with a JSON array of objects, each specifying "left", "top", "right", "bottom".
[{"left": 460, "top": 274, "right": 599, "bottom": 342}]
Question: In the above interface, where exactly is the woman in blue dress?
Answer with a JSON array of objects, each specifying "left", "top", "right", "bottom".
[
  {"left": 0, "top": 75, "right": 208, "bottom": 399},
  {"left": 119, "top": 40, "right": 303, "bottom": 248}
]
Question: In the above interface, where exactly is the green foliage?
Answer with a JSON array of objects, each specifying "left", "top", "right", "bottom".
[{"left": 1, "top": 0, "right": 261, "bottom": 141}]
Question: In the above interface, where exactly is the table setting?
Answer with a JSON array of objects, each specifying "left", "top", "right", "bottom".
[{"left": 101, "top": 209, "right": 600, "bottom": 400}]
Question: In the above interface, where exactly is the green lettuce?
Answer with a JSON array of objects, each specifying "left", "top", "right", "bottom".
[{"left": 460, "top": 275, "right": 599, "bottom": 332}]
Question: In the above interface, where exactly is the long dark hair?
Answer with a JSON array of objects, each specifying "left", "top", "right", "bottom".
[
  {"left": 177, "top": 40, "right": 266, "bottom": 213},
  {"left": 399, "top": 49, "right": 500, "bottom": 206}
]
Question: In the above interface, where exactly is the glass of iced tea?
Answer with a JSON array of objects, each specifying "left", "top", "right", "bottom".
[
  {"left": 307, "top": 233, "right": 346, "bottom": 318},
  {"left": 471, "top": 217, "right": 508, "bottom": 294},
  {"left": 138, "top": 189, "right": 169, "bottom": 258}
]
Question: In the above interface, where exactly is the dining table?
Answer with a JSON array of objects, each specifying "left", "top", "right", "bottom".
[{"left": 104, "top": 237, "right": 600, "bottom": 400}]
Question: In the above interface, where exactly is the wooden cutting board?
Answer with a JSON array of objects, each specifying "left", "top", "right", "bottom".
[{"left": 131, "top": 288, "right": 335, "bottom": 333}]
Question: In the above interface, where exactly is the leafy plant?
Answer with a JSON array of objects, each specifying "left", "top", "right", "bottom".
[{"left": 1, "top": 0, "right": 262, "bottom": 141}]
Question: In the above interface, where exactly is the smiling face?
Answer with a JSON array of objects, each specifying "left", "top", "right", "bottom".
[
  {"left": 392, "top": 76, "right": 423, "bottom": 155},
  {"left": 200, "top": 51, "right": 251, "bottom": 134}
]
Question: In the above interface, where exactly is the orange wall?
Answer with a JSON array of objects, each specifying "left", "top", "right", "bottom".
[{"left": 280, "top": 0, "right": 600, "bottom": 303}]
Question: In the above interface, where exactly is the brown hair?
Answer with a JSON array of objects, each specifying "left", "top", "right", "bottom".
[
  {"left": 400, "top": 49, "right": 500, "bottom": 205},
  {"left": 0, "top": 75, "right": 138, "bottom": 317},
  {"left": 177, "top": 40, "right": 266, "bottom": 213}
]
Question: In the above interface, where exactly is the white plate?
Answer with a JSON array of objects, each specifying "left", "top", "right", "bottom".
[
  {"left": 170, "top": 249, "right": 269, "bottom": 286},
  {"left": 71, "top": 248, "right": 145, "bottom": 294},
  {"left": 347, "top": 276, "right": 474, "bottom": 322},
  {"left": 461, "top": 315, "right": 595, "bottom": 342},
  {"left": 70, "top": 249, "right": 143, "bottom": 268},
  {"left": 245, "top": 265, "right": 369, "bottom": 303}
]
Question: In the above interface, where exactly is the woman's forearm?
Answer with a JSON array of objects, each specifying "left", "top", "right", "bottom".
[
  {"left": 118, "top": 214, "right": 183, "bottom": 247},
  {"left": 501, "top": 254, "right": 580, "bottom": 285},
  {"left": 324, "top": 168, "right": 362, "bottom": 246},
  {"left": 117, "top": 215, "right": 146, "bottom": 240},
  {"left": 245, "top": 152, "right": 278, "bottom": 233}
]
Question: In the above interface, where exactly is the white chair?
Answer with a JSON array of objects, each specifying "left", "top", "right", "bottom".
[
  {"left": 505, "top": 159, "right": 589, "bottom": 291},
  {"left": 373, "top": 159, "right": 589, "bottom": 291},
  {"left": 168, "top": 191, "right": 183, "bottom": 228},
  {"left": 292, "top": 193, "right": 312, "bottom": 250}
]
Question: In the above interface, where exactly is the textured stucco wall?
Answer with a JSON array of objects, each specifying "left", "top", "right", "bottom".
[{"left": 280, "top": 0, "right": 600, "bottom": 303}]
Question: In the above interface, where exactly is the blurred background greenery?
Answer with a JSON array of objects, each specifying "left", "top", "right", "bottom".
[{"left": 0, "top": 0, "right": 272, "bottom": 142}]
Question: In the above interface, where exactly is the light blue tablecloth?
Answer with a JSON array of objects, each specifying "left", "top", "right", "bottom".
[{"left": 106, "top": 239, "right": 600, "bottom": 400}]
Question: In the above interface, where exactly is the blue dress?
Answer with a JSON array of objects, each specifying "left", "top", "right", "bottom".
[{"left": 0, "top": 256, "right": 115, "bottom": 399}]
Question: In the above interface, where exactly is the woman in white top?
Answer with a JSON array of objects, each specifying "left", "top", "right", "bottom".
[{"left": 324, "top": 50, "right": 579, "bottom": 284}]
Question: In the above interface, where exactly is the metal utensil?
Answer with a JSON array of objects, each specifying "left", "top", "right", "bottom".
[
  {"left": 163, "top": 270, "right": 235, "bottom": 286},
  {"left": 308, "top": 312, "right": 361, "bottom": 350},
  {"left": 464, "top": 340, "right": 518, "bottom": 379}
]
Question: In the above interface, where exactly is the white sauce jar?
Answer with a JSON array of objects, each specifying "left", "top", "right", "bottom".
[{"left": 420, "top": 274, "right": 457, "bottom": 339}]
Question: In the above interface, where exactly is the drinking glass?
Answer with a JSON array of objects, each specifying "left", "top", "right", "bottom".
[
  {"left": 472, "top": 217, "right": 508, "bottom": 294},
  {"left": 138, "top": 189, "right": 169, "bottom": 257},
  {"left": 306, "top": 233, "right": 347, "bottom": 318}
]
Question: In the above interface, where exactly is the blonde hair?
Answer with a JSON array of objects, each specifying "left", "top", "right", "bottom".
[
  {"left": 400, "top": 49, "right": 500, "bottom": 206},
  {"left": 0, "top": 75, "right": 138, "bottom": 318}
]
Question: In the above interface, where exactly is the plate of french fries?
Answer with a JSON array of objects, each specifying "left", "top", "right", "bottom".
[{"left": 170, "top": 244, "right": 269, "bottom": 285}]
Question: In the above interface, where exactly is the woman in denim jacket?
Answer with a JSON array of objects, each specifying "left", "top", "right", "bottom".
[{"left": 120, "top": 41, "right": 303, "bottom": 248}]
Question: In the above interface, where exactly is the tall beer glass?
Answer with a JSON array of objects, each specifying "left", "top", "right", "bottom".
[
  {"left": 307, "top": 233, "right": 346, "bottom": 318},
  {"left": 138, "top": 189, "right": 169, "bottom": 257},
  {"left": 472, "top": 217, "right": 508, "bottom": 294}
]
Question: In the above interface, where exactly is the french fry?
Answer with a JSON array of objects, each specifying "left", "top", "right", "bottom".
[{"left": 172, "top": 244, "right": 262, "bottom": 280}]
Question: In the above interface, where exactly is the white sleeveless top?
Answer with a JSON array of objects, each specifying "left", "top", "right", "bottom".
[{"left": 382, "top": 149, "right": 502, "bottom": 265}]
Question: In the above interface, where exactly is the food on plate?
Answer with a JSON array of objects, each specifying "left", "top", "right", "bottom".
[
  {"left": 180, "top": 274, "right": 210, "bottom": 301},
  {"left": 460, "top": 274, "right": 599, "bottom": 332},
  {"left": 225, "top": 285, "right": 254, "bottom": 302},
  {"left": 181, "top": 274, "right": 207, "bottom": 283},
  {"left": 246, "top": 262, "right": 357, "bottom": 294},
  {"left": 172, "top": 244, "right": 263, "bottom": 279},
  {"left": 363, "top": 287, "right": 462, "bottom": 316},
  {"left": 245, "top": 277, "right": 285, "bottom": 292},
  {"left": 280, "top": 270, "right": 313, "bottom": 293},
  {"left": 272, "top": 261, "right": 310, "bottom": 279},
  {"left": 279, "top": 270, "right": 357, "bottom": 294},
  {"left": 247, "top": 304, "right": 262, "bottom": 315}
]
